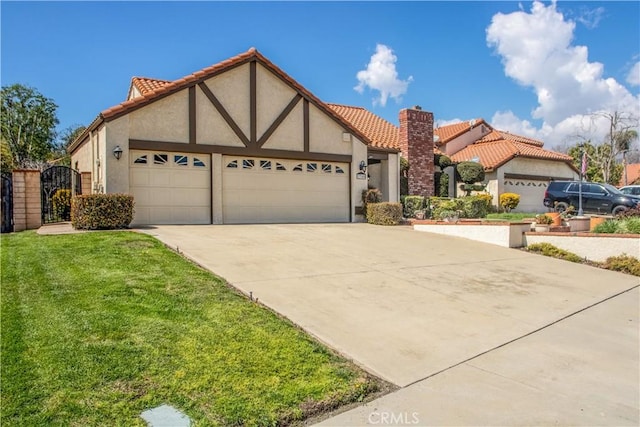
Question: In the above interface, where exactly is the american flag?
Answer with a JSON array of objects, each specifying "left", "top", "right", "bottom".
[{"left": 581, "top": 152, "right": 588, "bottom": 176}]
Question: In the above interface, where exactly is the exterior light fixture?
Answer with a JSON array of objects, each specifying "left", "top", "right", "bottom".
[
  {"left": 113, "top": 145, "right": 123, "bottom": 160},
  {"left": 359, "top": 160, "right": 367, "bottom": 173}
]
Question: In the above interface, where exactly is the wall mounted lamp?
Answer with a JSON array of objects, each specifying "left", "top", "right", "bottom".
[
  {"left": 113, "top": 145, "right": 123, "bottom": 160},
  {"left": 359, "top": 160, "right": 367, "bottom": 173}
]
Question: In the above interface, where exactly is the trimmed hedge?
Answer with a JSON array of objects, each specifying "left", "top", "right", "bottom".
[
  {"left": 366, "top": 202, "right": 403, "bottom": 225},
  {"left": 499, "top": 193, "right": 520, "bottom": 212},
  {"left": 362, "top": 188, "right": 382, "bottom": 218},
  {"left": 71, "top": 194, "right": 135, "bottom": 230},
  {"left": 429, "top": 195, "right": 491, "bottom": 219},
  {"left": 402, "top": 195, "right": 425, "bottom": 218}
]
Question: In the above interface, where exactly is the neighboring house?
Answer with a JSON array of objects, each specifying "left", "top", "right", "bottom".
[
  {"left": 437, "top": 121, "right": 578, "bottom": 212},
  {"left": 69, "top": 48, "right": 401, "bottom": 225},
  {"left": 620, "top": 163, "right": 640, "bottom": 186}
]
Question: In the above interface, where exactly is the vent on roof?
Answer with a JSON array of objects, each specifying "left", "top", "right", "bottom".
[
  {"left": 469, "top": 119, "right": 477, "bottom": 128},
  {"left": 413, "top": 105, "right": 422, "bottom": 110}
]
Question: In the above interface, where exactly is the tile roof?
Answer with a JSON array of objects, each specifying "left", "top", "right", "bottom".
[
  {"left": 434, "top": 119, "right": 486, "bottom": 145},
  {"left": 131, "top": 77, "right": 172, "bottom": 96},
  {"left": 450, "top": 137, "right": 574, "bottom": 171},
  {"left": 72, "top": 48, "right": 397, "bottom": 152},
  {"left": 478, "top": 129, "right": 544, "bottom": 147},
  {"left": 327, "top": 104, "right": 399, "bottom": 150}
]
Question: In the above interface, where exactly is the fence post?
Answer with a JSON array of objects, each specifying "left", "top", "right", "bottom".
[{"left": 12, "top": 170, "right": 42, "bottom": 231}]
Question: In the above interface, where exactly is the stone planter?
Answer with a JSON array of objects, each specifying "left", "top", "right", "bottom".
[
  {"left": 547, "top": 212, "right": 562, "bottom": 227},
  {"left": 534, "top": 224, "right": 550, "bottom": 232},
  {"left": 590, "top": 215, "right": 608, "bottom": 231},
  {"left": 568, "top": 217, "right": 590, "bottom": 232}
]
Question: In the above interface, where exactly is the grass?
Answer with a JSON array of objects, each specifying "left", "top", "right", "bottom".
[
  {"left": 485, "top": 212, "right": 538, "bottom": 221},
  {"left": 1, "top": 231, "right": 383, "bottom": 426}
]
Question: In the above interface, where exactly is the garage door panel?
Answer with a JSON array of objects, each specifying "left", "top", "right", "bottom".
[
  {"left": 130, "top": 150, "right": 211, "bottom": 225},
  {"left": 222, "top": 156, "right": 349, "bottom": 223},
  {"left": 504, "top": 179, "right": 547, "bottom": 212}
]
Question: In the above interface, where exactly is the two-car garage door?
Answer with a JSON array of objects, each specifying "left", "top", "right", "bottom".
[{"left": 130, "top": 150, "right": 350, "bottom": 224}]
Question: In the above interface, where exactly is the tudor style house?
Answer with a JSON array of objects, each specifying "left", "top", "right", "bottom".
[{"left": 69, "top": 48, "right": 402, "bottom": 225}]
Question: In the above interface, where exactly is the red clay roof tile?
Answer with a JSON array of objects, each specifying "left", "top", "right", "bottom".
[
  {"left": 434, "top": 119, "right": 486, "bottom": 144},
  {"left": 131, "top": 77, "right": 172, "bottom": 96},
  {"left": 327, "top": 104, "right": 400, "bottom": 150}
]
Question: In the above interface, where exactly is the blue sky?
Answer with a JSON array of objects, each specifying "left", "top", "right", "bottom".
[{"left": 2, "top": 1, "right": 639, "bottom": 148}]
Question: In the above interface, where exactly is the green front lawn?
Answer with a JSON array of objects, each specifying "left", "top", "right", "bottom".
[
  {"left": 1, "top": 231, "right": 381, "bottom": 426},
  {"left": 485, "top": 212, "right": 538, "bottom": 221}
]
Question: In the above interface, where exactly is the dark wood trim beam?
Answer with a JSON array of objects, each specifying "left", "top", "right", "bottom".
[
  {"left": 257, "top": 94, "right": 302, "bottom": 148},
  {"left": 250, "top": 61, "right": 257, "bottom": 145},
  {"left": 129, "top": 139, "right": 352, "bottom": 163},
  {"left": 504, "top": 173, "right": 575, "bottom": 181},
  {"left": 197, "top": 82, "right": 250, "bottom": 146},
  {"left": 303, "top": 99, "right": 310, "bottom": 153},
  {"left": 189, "top": 85, "right": 196, "bottom": 144},
  {"left": 367, "top": 151, "right": 389, "bottom": 160}
]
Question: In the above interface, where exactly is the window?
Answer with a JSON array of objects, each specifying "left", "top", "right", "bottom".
[
  {"left": 260, "top": 160, "right": 271, "bottom": 170},
  {"left": 307, "top": 163, "right": 317, "bottom": 172},
  {"left": 335, "top": 166, "right": 345, "bottom": 174},
  {"left": 276, "top": 162, "right": 286, "bottom": 171},
  {"left": 322, "top": 163, "right": 332, "bottom": 173},
  {"left": 194, "top": 157, "right": 206, "bottom": 167},
  {"left": 154, "top": 154, "right": 168, "bottom": 165},
  {"left": 293, "top": 164, "right": 303, "bottom": 172},
  {"left": 226, "top": 160, "right": 238, "bottom": 168},
  {"left": 134, "top": 155, "right": 148, "bottom": 164},
  {"left": 174, "top": 155, "right": 188, "bottom": 166},
  {"left": 243, "top": 159, "right": 254, "bottom": 169}
]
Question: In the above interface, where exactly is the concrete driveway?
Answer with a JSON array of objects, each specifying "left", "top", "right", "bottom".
[{"left": 142, "top": 223, "right": 639, "bottom": 425}]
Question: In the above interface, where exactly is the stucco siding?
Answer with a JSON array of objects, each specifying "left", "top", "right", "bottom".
[
  {"left": 261, "top": 101, "right": 304, "bottom": 151},
  {"left": 443, "top": 124, "right": 488, "bottom": 156},
  {"left": 309, "top": 104, "right": 351, "bottom": 155},
  {"left": 129, "top": 90, "right": 189, "bottom": 142},
  {"left": 351, "top": 137, "right": 368, "bottom": 221},
  {"left": 202, "top": 63, "right": 250, "bottom": 139},
  {"left": 256, "top": 64, "right": 298, "bottom": 139},
  {"left": 502, "top": 157, "right": 577, "bottom": 179},
  {"left": 104, "top": 116, "right": 130, "bottom": 194},
  {"left": 195, "top": 84, "right": 245, "bottom": 147},
  {"left": 72, "top": 137, "right": 92, "bottom": 173}
]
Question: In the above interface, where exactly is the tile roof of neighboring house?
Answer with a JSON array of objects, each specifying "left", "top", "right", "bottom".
[
  {"left": 450, "top": 137, "right": 575, "bottom": 171},
  {"left": 327, "top": 104, "right": 399, "bottom": 150},
  {"left": 71, "top": 48, "right": 397, "bottom": 153},
  {"left": 434, "top": 119, "right": 486, "bottom": 145},
  {"left": 131, "top": 77, "right": 172, "bottom": 96},
  {"left": 478, "top": 129, "right": 544, "bottom": 147},
  {"left": 620, "top": 163, "right": 640, "bottom": 186}
]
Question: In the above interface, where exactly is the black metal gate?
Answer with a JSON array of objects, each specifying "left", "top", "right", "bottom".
[
  {"left": 41, "top": 166, "right": 81, "bottom": 224},
  {"left": 1, "top": 173, "right": 13, "bottom": 233}
]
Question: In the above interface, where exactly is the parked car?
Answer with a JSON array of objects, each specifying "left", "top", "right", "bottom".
[
  {"left": 619, "top": 185, "right": 640, "bottom": 196},
  {"left": 543, "top": 181, "right": 640, "bottom": 215}
]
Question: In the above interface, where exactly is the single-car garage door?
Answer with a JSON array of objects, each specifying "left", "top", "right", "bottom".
[
  {"left": 130, "top": 150, "right": 210, "bottom": 225},
  {"left": 222, "top": 156, "right": 350, "bottom": 223},
  {"left": 503, "top": 177, "right": 548, "bottom": 212}
]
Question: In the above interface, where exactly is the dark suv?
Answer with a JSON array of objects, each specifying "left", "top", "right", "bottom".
[{"left": 543, "top": 181, "right": 640, "bottom": 215}]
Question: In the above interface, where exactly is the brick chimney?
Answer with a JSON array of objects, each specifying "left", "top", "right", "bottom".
[{"left": 399, "top": 106, "right": 434, "bottom": 197}]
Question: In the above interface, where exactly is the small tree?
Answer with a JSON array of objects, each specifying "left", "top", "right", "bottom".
[
  {"left": 499, "top": 193, "right": 520, "bottom": 212},
  {"left": 456, "top": 161, "right": 485, "bottom": 195}
]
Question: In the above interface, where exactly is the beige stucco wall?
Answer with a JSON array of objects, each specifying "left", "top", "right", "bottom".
[
  {"left": 72, "top": 136, "right": 93, "bottom": 173},
  {"left": 256, "top": 64, "right": 298, "bottom": 139},
  {"left": 387, "top": 153, "right": 400, "bottom": 203},
  {"left": 524, "top": 233, "right": 640, "bottom": 262},
  {"left": 129, "top": 90, "right": 189, "bottom": 143},
  {"left": 204, "top": 63, "right": 250, "bottom": 139},
  {"left": 196, "top": 81, "right": 245, "bottom": 147},
  {"left": 309, "top": 104, "right": 351, "bottom": 155},
  {"left": 261, "top": 102, "right": 304, "bottom": 151},
  {"left": 352, "top": 137, "right": 369, "bottom": 221},
  {"left": 442, "top": 124, "right": 489, "bottom": 156},
  {"left": 501, "top": 157, "right": 578, "bottom": 179},
  {"left": 104, "top": 116, "right": 130, "bottom": 194}
]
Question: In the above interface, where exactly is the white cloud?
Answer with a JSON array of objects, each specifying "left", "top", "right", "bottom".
[
  {"left": 485, "top": 1, "right": 639, "bottom": 147},
  {"left": 435, "top": 118, "right": 463, "bottom": 128},
  {"left": 354, "top": 44, "right": 413, "bottom": 107},
  {"left": 574, "top": 6, "right": 605, "bottom": 29},
  {"left": 627, "top": 61, "right": 640, "bottom": 86}
]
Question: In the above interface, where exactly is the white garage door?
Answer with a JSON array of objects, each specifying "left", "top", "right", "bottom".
[
  {"left": 130, "top": 150, "right": 210, "bottom": 225},
  {"left": 222, "top": 156, "right": 350, "bottom": 223},
  {"left": 503, "top": 178, "right": 548, "bottom": 212}
]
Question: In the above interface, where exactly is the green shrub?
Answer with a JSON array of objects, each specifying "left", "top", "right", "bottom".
[
  {"left": 366, "top": 202, "right": 403, "bottom": 225},
  {"left": 499, "top": 193, "right": 520, "bottom": 212},
  {"left": 534, "top": 214, "right": 554, "bottom": 225},
  {"left": 403, "top": 195, "right": 425, "bottom": 218},
  {"left": 592, "top": 218, "right": 640, "bottom": 234},
  {"left": 437, "top": 154, "right": 453, "bottom": 169},
  {"left": 526, "top": 243, "right": 583, "bottom": 263},
  {"left": 430, "top": 197, "right": 464, "bottom": 220},
  {"left": 438, "top": 173, "right": 449, "bottom": 197},
  {"left": 462, "top": 195, "right": 491, "bottom": 218},
  {"left": 52, "top": 189, "right": 72, "bottom": 221},
  {"left": 618, "top": 207, "right": 640, "bottom": 218},
  {"left": 71, "top": 194, "right": 135, "bottom": 230},
  {"left": 600, "top": 254, "right": 640, "bottom": 276},
  {"left": 457, "top": 161, "right": 485, "bottom": 185},
  {"left": 400, "top": 157, "right": 409, "bottom": 196},
  {"left": 361, "top": 188, "right": 382, "bottom": 218}
]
